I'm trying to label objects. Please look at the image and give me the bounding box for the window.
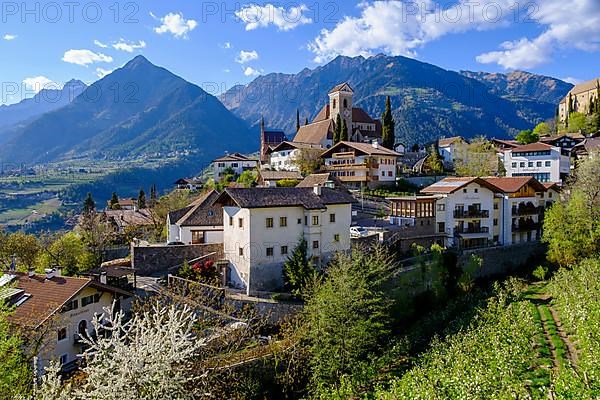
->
[493,218,498,226]
[545,161,551,167]
[329,213,336,223]
[438,222,445,233]
[266,247,274,257]
[63,299,78,312]
[528,162,534,167]
[281,246,288,255]
[191,231,205,245]
[312,240,319,249]
[280,217,287,227]
[60,354,68,366]
[474,188,478,193]
[238,218,243,228]
[537,161,542,167]
[463,189,467,193]
[437,203,445,211]
[297,218,302,224]
[333,99,337,109]
[239,247,244,257]
[512,162,517,168]
[388,171,393,177]
[381,171,385,177]
[520,162,525,167]
[57,327,67,342]
[229,216,233,226]
[266,217,274,228]
[494,203,499,210]
[549,192,553,198]
[305,216,308,225]
[312,216,319,225]
[334,234,340,242]
[82,293,100,307]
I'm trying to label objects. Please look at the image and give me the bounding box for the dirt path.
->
[537,304,560,372]
[548,306,579,369]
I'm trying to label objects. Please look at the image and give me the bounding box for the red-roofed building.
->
[503,142,570,183]
[1,270,132,374]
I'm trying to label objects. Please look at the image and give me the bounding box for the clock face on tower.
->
[343,109,350,117]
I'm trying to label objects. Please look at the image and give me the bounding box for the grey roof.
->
[215,187,356,210]
[296,173,345,189]
[259,170,303,181]
[169,190,223,227]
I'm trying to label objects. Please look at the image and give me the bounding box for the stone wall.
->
[131,243,224,276]
[458,242,546,278]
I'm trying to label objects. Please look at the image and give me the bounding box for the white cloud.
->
[3,34,17,41]
[308,0,600,70]
[562,77,583,85]
[236,50,259,64]
[153,12,197,39]
[243,67,262,77]
[62,49,113,66]
[224,68,231,73]
[96,67,115,78]
[94,39,108,48]
[23,76,60,93]
[236,3,312,31]
[112,39,147,53]
[222,42,232,49]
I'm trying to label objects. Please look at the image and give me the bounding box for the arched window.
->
[332,99,337,109]
[78,320,87,336]
[343,98,348,108]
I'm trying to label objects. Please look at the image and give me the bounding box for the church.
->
[293,82,382,148]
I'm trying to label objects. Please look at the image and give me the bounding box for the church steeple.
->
[328,83,354,139]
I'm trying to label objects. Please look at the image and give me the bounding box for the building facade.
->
[504,142,570,183]
[438,136,469,168]
[267,141,324,171]
[558,78,600,123]
[167,190,224,245]
[321,141,401,189]
[212,153,259,182]
[215,187,354,295]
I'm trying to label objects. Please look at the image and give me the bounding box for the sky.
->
[1,0,599,104]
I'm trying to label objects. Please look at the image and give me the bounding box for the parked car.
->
[166,241,185,246]
[350,226,369,238]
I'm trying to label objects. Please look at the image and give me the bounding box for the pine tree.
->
[149,184,157,207]
[283,239,314,298]
[296,109,301,132]
[340,118,348,142]
[381,96,395,149]
[138,189,147,209]
[83,192,96,214]
[334,114,343,144]
[109,192,120,210]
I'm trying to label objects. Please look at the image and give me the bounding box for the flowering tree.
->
[37,302,204,400]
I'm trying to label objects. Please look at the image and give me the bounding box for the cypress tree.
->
[296,109,301,132]
[305,117,309,126]
[138,189,147,209]
[83,192,96,214]
[334,114,343,144]
[109,192,120,210]
[341,118,348,142]
[381,96,395,149]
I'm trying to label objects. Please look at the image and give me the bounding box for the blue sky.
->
[1,0,599,104]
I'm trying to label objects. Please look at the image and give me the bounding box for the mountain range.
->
[0,56,254,164]
[221,55,573,146]
[0,54,573,166]
[0,79,87,142]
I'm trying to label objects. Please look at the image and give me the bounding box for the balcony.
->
[454,226,489,237]
[512,203,543,216]
[453,209,489,218]
[512,221,541,232]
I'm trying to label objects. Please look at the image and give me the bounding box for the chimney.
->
[45,268,55,280]
[372,140,379,149]
[28,270,35,278]
[54,267,62,277]
[313,185,322,196]
[100,272,107,285]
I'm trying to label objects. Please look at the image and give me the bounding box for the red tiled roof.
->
[421,177,500,194]
[483,176,546,193]
[321,141,401,158]
[352,107,375,123]
[293,119,334,145]
[510,142,554,152]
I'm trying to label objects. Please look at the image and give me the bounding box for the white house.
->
[504,142,570,183]
[212,153,258,182]
[321,141,401,189]
[1,270,132,375]
[438,136,469,168]
[214,187,355,295]
[267,141,324,171]
[167,190,224,245]
[421,177,499,249]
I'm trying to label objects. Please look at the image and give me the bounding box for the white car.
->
[350,226,369,238]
